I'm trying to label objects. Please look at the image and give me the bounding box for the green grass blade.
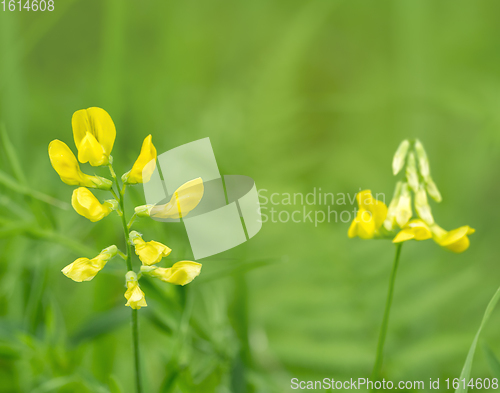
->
[0,123,27,184]
[482,344,500,379]
[0,169,70,209]
[456,286,500,393]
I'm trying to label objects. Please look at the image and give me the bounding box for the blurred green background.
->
[1,0,500,391]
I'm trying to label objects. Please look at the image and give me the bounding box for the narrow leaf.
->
[482,344,500,379]
[456,286,500,393]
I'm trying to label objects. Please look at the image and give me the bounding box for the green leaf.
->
[456,286,500,393]
[482,344,500,379]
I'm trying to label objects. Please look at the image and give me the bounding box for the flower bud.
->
[395,182,412,228]
[414,139,430,178]
[384,181,402,231]
[141,261,202,286]
[134,204,154,217]
[122,135,157,184]
[124,271,147,309]
[414,185,434,225]
[61,245,117,282]
[425,176,442,203]
[405,151,419,193]
[129,231,171,266]
[392,140,410,175]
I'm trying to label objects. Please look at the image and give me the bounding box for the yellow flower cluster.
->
[50,107,204,310]
[348,139,474,253]
[121,232,201,310]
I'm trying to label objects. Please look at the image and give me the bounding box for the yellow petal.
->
[356,190,374,210]
[392,219,431,243]
[124,284,147,309]
[431,225,475,253]
[48,140,113,190]
[77,132,107,166]
[350,209,376,239]
[370,199,388,229]
[71,187,113,222]
[354,190,388,230]
[72,107,116,165]
[347,217,359,238]
[150,178,204,219]
[124,271,147,309]
[122,135,157,184]
[129,232,171,265]
[143,262,202,286]
[393,228,415,243]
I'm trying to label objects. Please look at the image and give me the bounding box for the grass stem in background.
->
[371,243,403,382]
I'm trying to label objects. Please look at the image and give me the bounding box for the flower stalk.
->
[348,138,475,380]
[371,243,403,383]
[109,163,141,391]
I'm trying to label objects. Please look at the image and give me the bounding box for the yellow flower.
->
[72,107,116,166]
[48,140,112,190]
[72,187,117,222]
[141,261,202,286]
[431,224,475,253]
[129,231,171,266]
[62,245,117,282]
[122,135,157,184]
[393,219,432,243]
[124,271,147,309]
[348,190,388,239]
[136,177,204,219]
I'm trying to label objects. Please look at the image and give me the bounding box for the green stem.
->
[371,243,403,383]
[108,163,142,393]
[127,212,137,230]
[132,309,142,393]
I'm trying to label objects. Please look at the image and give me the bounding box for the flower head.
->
[72,187,117,222]
[141,261,202,286]
[49,140,112,190]
[62,245,117,282]
[72,107,116,166]
[129,231,171,266]
[122,135,157,184]
[348,190,388,239]
[124,271,147,309]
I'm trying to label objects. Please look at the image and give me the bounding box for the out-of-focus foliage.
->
[1,0,500,392]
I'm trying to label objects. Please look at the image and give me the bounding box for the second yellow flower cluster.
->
[348,140,474,253]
